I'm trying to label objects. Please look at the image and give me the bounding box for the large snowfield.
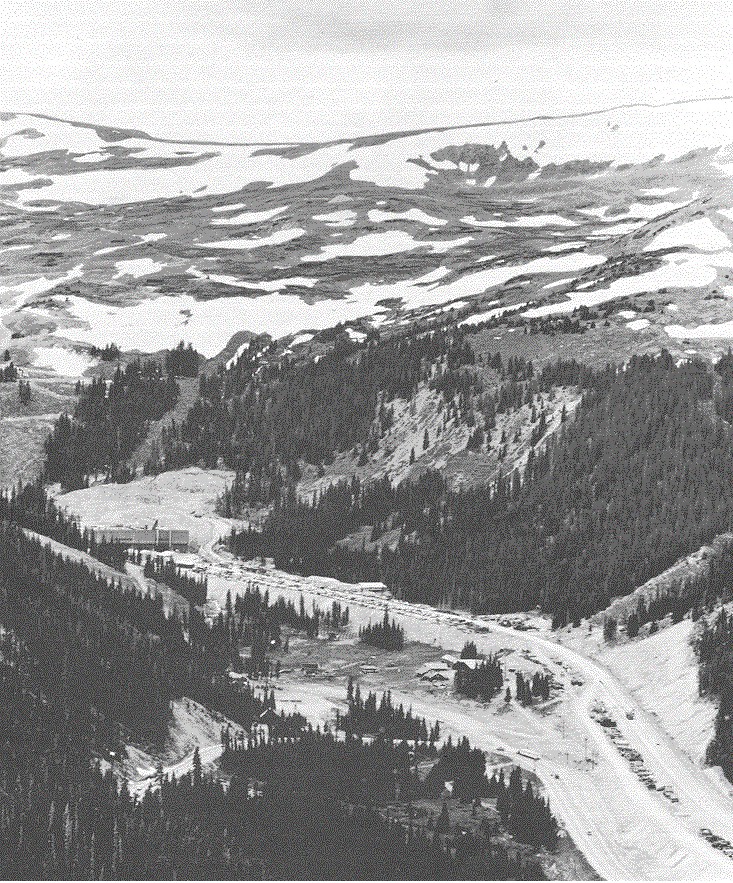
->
[1,100,732,205]
[1,98,733,377]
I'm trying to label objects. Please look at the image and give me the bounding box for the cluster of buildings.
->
[416,654,483,684]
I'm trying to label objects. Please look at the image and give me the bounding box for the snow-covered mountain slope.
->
[2,99,732,198]
[1,99,733,374]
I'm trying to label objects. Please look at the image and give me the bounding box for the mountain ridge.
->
[4,93,732,150]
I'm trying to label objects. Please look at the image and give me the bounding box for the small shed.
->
[455,657,481,671]
[416,661,448,677]
[358,581,389,594]
[424,670,451,683]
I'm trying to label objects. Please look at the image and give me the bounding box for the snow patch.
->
[312,209,357,226]
[114,258,164,278]
[32,346,94,377]
[460,303,529,326]
[210,206,287,226]
[544,241,586,252]
[644,218,730,253]
[51,290,390,358]
[302,231,470,261]
[368,208,447,226]
[666,320,733,340]
[199,228,305,250]
[524,252,733,318]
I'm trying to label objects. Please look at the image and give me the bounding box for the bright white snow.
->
[544,241,586,252]
[210,206,287,226]
[3,100,732,204]
[312,209,357,226]
[50,291,392,358]
[644,218,731,253]
[301,231,470,262]
[32,345,94,377]
[524,252,733,318]
[666,320,733,340]
[367,208,447,226]
[460,303,529,326]
[199,228,305,250]
[187,267,317,292]
[114,258,164,278]
[0,264,84,311]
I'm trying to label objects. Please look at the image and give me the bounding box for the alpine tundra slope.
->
[200,541,733,881]
[3,97,733,378]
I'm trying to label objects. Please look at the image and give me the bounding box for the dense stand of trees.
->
[0,662,542,880]
[142,555,208,607]
[201,584,349,678]
[515,673,552,705]
[45,359,179,489]
[0,478,127,569]
[600,536,733,642]
[229,470,448,573]
[0,520,553,878]
[89,342,121,361]
[714,347,733,422]
[232,352,733,621]
[423,736,493,799]
[337,679,439,742]
[697,608,733,779]
[217,729,544,880]
[359,608,405,650]
[144,328,477,510]
[164,341,201,377]
[454,655,504,702]
[18,378,32,404]
[0,360,18,382]
[0,524,302,740]
[489,768,558,850]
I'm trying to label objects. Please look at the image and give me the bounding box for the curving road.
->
[30,525,733,879]
[203,552,733,880]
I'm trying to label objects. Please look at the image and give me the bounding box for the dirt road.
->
[203,552,733,881]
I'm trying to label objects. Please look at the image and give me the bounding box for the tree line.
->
[697,607,733,779]
[0,520,553,878]
[231,351,733,622]
[45,358,179,489]
[359,607,405,650]
[141,553,208,607]
[0,478,128,569]
[337,679,439,743]
[454,655,504,702]
[144,326,478,511]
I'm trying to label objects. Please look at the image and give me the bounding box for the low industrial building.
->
[358,581,390,595]
[92,527,190,552]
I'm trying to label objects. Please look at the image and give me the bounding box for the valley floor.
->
[194,549,733,881]
[48,474,733,879]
